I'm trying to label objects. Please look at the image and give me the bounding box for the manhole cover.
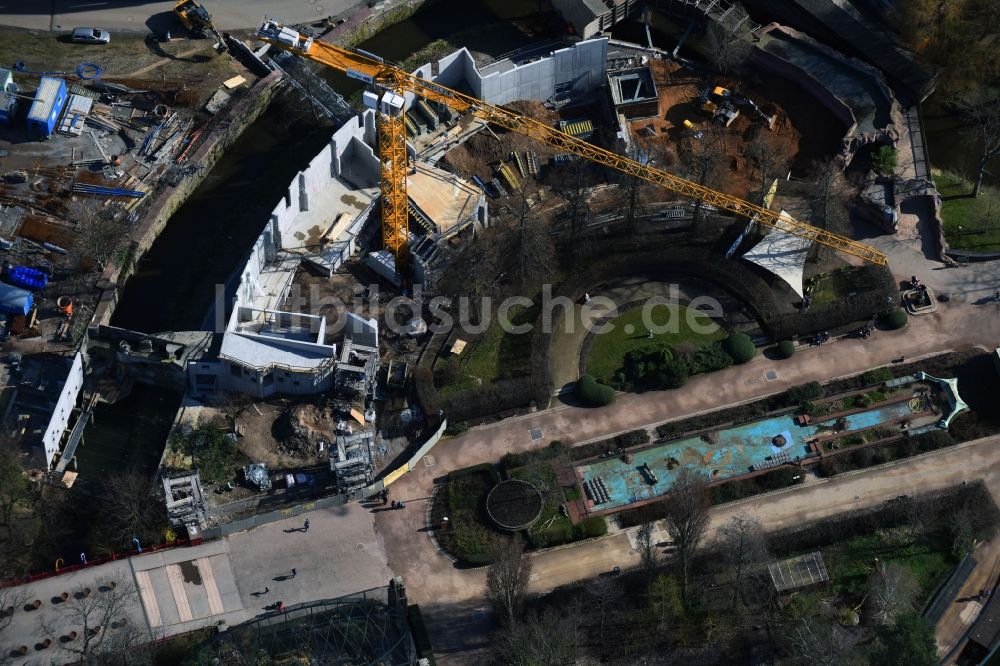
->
[356,543,365,551]
[764,370,778,381]
[529,428,543,441]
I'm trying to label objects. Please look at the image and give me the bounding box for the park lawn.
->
[935,170,1000,253]
[825,530,953,603]
[436,301,541,396]
[586,305,725,383]
[809,269,857,307]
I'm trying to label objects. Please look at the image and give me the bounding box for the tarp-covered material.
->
[742,211,813,298]
[0,282,33,315]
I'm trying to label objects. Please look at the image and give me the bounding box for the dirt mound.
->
[273,403,333,456]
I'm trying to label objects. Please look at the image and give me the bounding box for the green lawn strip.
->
[809,271,857,307]
[435,301,541,395]
[824,531,953,602]
[586,305,725,383]
[936,170,1000,252]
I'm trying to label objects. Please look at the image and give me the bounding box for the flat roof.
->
[406,163,480,234]
[220,333,334,372]
[768,552,830,592]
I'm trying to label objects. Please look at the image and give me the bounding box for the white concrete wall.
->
[42,351,83,468]
[410,39,608,107]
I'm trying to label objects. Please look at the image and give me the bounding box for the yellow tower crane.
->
[256,18,888,275]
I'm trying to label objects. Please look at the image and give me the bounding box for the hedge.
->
[723,333,756,364]
[776,340,795,359]
[879,307,908,330]
[569,429,651,462]
[407,605,437,665]
[575,515,608,538]
[578,374,616,406]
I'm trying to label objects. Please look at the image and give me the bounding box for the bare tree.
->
[718,512,768,609]
[549,159,591,237]
[497,182,555,290]
[868,561,919,626]
[647,573,683,630]
[74,210,132,272]
[41,574,157,665]
[789,620,864,666]
[955,88,1000,198]
[677,131,727,226]
[93,469,167,555]
[217,391,252,432]
[494,607,577,665]
[0,441,31,538]
[809,160,851,234]
[587,575,624,650]
[486,536,532,627]
[636,521,659,583]
[705,12,752,75]
[745,131,792,204]
[663,469,711,606]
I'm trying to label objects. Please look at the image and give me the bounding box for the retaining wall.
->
[92,71,285,327]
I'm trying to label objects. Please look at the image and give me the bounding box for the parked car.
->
[70,27,110,44]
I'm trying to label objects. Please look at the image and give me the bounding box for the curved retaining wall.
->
[92,70,286,327]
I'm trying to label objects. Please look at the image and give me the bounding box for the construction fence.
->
[198,420,447,539]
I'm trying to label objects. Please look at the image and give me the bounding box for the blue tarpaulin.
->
[0,283,33,315]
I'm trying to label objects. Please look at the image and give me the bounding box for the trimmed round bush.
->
[723,333,756,364]
[776,340,795,359]
[577,374,616,407]
[879,308,908,330]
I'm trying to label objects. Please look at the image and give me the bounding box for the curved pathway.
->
[377,285,1000,662]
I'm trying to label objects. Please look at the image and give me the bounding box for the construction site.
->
[8,0,999,662]
[0,0,934,522]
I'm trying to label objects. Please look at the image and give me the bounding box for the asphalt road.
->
[0,0,367,32]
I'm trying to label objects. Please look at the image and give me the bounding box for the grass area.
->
[435,301,540,395]
[808,269,859,307]
[935,170,1000,253]
[825,528,953,602]
[0,27,244,108]
[586,305,725,383]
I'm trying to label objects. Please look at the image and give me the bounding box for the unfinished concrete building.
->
[607,64,659,119]
[162,470,207,530]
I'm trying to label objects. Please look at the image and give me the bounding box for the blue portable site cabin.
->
[0,283,33,316]
[27,77,67,137]
[0,68,16,126]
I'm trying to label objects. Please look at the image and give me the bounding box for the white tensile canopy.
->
[742,211,814,298]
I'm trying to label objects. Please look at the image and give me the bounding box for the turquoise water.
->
[579,399,917,509]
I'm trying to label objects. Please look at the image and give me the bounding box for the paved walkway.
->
[378,199,1000,662]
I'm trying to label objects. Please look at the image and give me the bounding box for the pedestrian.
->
[292,568,297,578]
[264,586,269,594]
[303,519,310,532]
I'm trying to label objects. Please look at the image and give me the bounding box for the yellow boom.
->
[257,20,888,268]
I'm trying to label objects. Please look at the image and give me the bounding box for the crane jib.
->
[260,18,889,267]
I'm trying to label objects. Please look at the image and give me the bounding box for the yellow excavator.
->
[256,18,887,278]
[174,0,226,52]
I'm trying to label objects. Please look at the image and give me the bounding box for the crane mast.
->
[257,19,888,268]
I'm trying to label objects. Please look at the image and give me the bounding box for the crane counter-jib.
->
[257,19,888,267]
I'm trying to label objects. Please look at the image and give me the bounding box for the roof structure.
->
[742,211,813,298]
[768,551,830,592]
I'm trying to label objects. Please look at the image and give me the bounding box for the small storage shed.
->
[27,77,68,137]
